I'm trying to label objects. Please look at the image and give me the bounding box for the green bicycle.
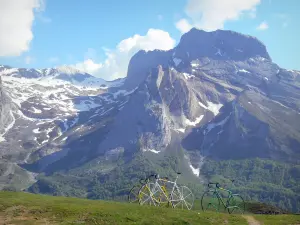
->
[201,181,245,214]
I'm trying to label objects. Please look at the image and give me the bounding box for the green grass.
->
[254,214,300,225]
[0,191,246,225]
[0,191,299,225]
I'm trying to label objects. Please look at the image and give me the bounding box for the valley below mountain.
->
[0,28,299,212]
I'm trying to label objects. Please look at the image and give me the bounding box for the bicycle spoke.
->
[128,185,141,203]
[173,201,181,207]
[184,192,192,199]
[141,197,150,205]
[139,182,158,206]
[183,199,189,209]
[184,199,192,208]
[140,190,148,196]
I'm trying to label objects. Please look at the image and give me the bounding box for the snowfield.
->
[0,66,129,145]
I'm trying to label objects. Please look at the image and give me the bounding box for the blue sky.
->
[0,0,299,80]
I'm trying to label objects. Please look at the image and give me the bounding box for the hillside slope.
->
[0,191,299,225]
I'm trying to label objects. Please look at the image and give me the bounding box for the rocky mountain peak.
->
[125,28,272,91]
[0,64,108,86]
[54,65,84,75]
[124,49,172,90]
[175,28,271,62]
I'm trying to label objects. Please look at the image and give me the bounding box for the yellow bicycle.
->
[138,173,194,210]
[128,174,169,204]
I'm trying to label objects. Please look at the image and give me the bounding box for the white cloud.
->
[25,56,35,64]
[73,59,102,75]
[0,0,44,57]
[175,19,193,34]
[257,21,269,30]
[71,29,176,81]
[248,8,257,19]
[176,0,261,32]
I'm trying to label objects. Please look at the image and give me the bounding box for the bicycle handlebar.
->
[208,182,220,189]
[140,174,156,184]
[152,174,169,180]
[139,178,145,184]
[208,180,235,189]
[139,174,171,184]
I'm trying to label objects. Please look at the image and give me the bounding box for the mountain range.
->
[0,28,299,212]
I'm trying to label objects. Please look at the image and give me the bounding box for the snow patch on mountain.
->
[55,66,82,74]
[143,148,160,154]
[191,62,199,67]
[182,73,195,80]
[175,128,186,133]
[33,128,40,134]
[175,115,204,133]
[204,115,230,135]
[207,102,223,116]
[0,111,15,143]
[173,58,182,67]
[74,100,102,112]
[189,163,200,177]
[185,115,204,126]
[30,107,42,114]
[238,69,250,73]
[198,101,223,116]
[112,87,138,99]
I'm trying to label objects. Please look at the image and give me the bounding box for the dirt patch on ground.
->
[0,205,56,225]
[242,215,261,225]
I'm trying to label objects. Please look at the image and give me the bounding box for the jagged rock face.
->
[0,76,14,142]
[0,76,2,111]
[124,50,172,90]
[117,28,300,167]
[183,90,300,163]
[0,76,3,128]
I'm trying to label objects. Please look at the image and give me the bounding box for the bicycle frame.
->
[142,175,182,205]
[209,187,236,210]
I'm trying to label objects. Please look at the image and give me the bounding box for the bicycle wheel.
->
[128,185,140,203]
[138,182,157,206]
[171,186,194,210]
[201,190,220,212]
[227,194,245,214]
